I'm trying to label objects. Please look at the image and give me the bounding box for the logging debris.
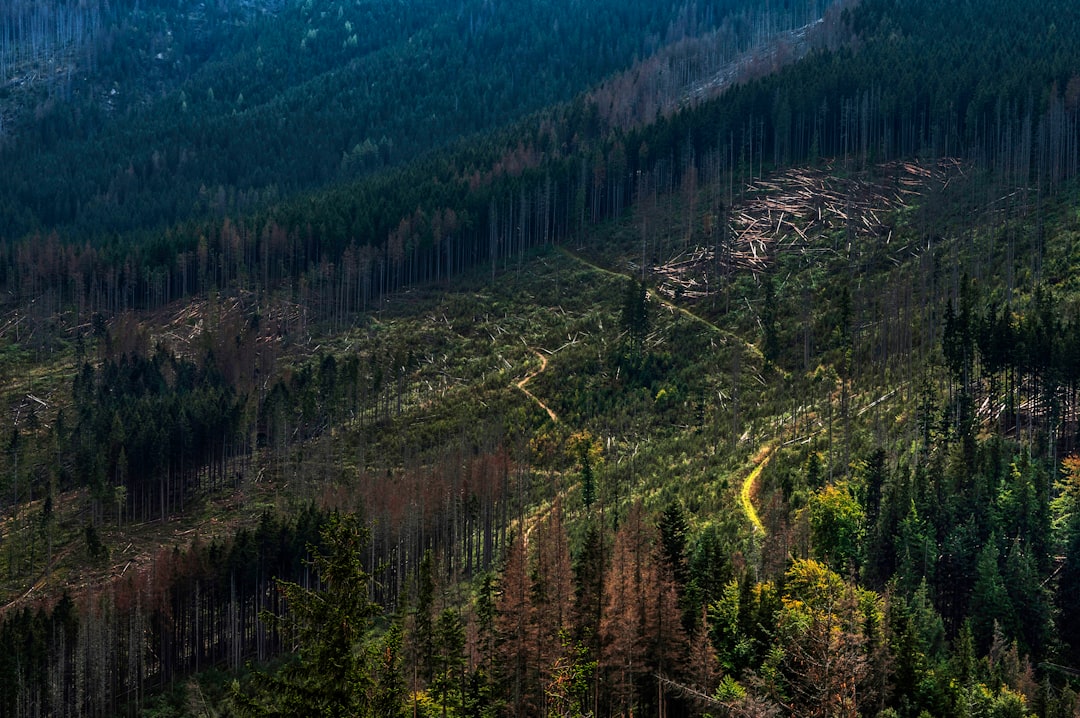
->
[654,159,964,300]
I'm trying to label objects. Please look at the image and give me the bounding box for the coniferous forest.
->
[3,0,1080,715]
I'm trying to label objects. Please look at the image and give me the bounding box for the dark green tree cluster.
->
[69,346,246,522]
[0,593,78,715]
[0,505,332,716]
[0,0,757,240]
[936,280,1080,457]
[616,277,655,384]
[862,438,1051,652]
[234,512,406,718]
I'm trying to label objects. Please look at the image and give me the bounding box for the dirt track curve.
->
[740,445,773,534]
[516,348,558,422]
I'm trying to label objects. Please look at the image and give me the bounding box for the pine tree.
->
[1003,540,1049,659]
[600,506,649,714]
[371,622,408,718]
[886,594,929,715]
[494,533,532,715]
[432,608,466,718]
[415,549,437,683]
[761,271,781,365]
[572,519,604,713]
[620,278,650,355]
[233,513,385,718]
[658,502,689,591]
[969,537,1013,653]
[1057,512,1080,663]
[686,608,721,704]
[600,502,686,715]
[862,448,887,530]
[532,500,574,714]
[580,452,596,512]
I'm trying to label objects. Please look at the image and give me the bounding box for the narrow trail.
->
[522,490,569,549]
[512,348,570,549]
[515,348,559,423]
[563,247,777,533]
[559,247,763,361]
[740,385,904,535]
[740,445,773,534]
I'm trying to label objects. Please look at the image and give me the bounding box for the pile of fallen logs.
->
[654,158,963,299]
[147,289,305,356]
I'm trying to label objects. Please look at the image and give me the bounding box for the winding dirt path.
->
[512,348,568,548]
[516,348,558,422]
[563,248,779,533]
[740,444,774,534]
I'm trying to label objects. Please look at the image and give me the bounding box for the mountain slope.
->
[1,0,1080,715]
[0,0,827,239]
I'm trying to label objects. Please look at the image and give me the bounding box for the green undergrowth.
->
[8,159,1080,625]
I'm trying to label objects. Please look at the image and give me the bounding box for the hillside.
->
[0,0,826,239]
[0,0,1080,716]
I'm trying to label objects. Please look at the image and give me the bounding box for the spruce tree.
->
[233,513,384,718]
[432,608,465,718]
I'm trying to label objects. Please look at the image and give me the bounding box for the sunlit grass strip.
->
[740,445,773,534]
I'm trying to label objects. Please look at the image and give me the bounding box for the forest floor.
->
[560,246,763,360]
[0,477,282,614]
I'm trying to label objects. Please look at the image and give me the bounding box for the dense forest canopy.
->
[0,0,832,239]
[1,0,1078,332]
[1,0,1080,716]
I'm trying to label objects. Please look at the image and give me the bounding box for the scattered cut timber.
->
[655,158,966,299]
